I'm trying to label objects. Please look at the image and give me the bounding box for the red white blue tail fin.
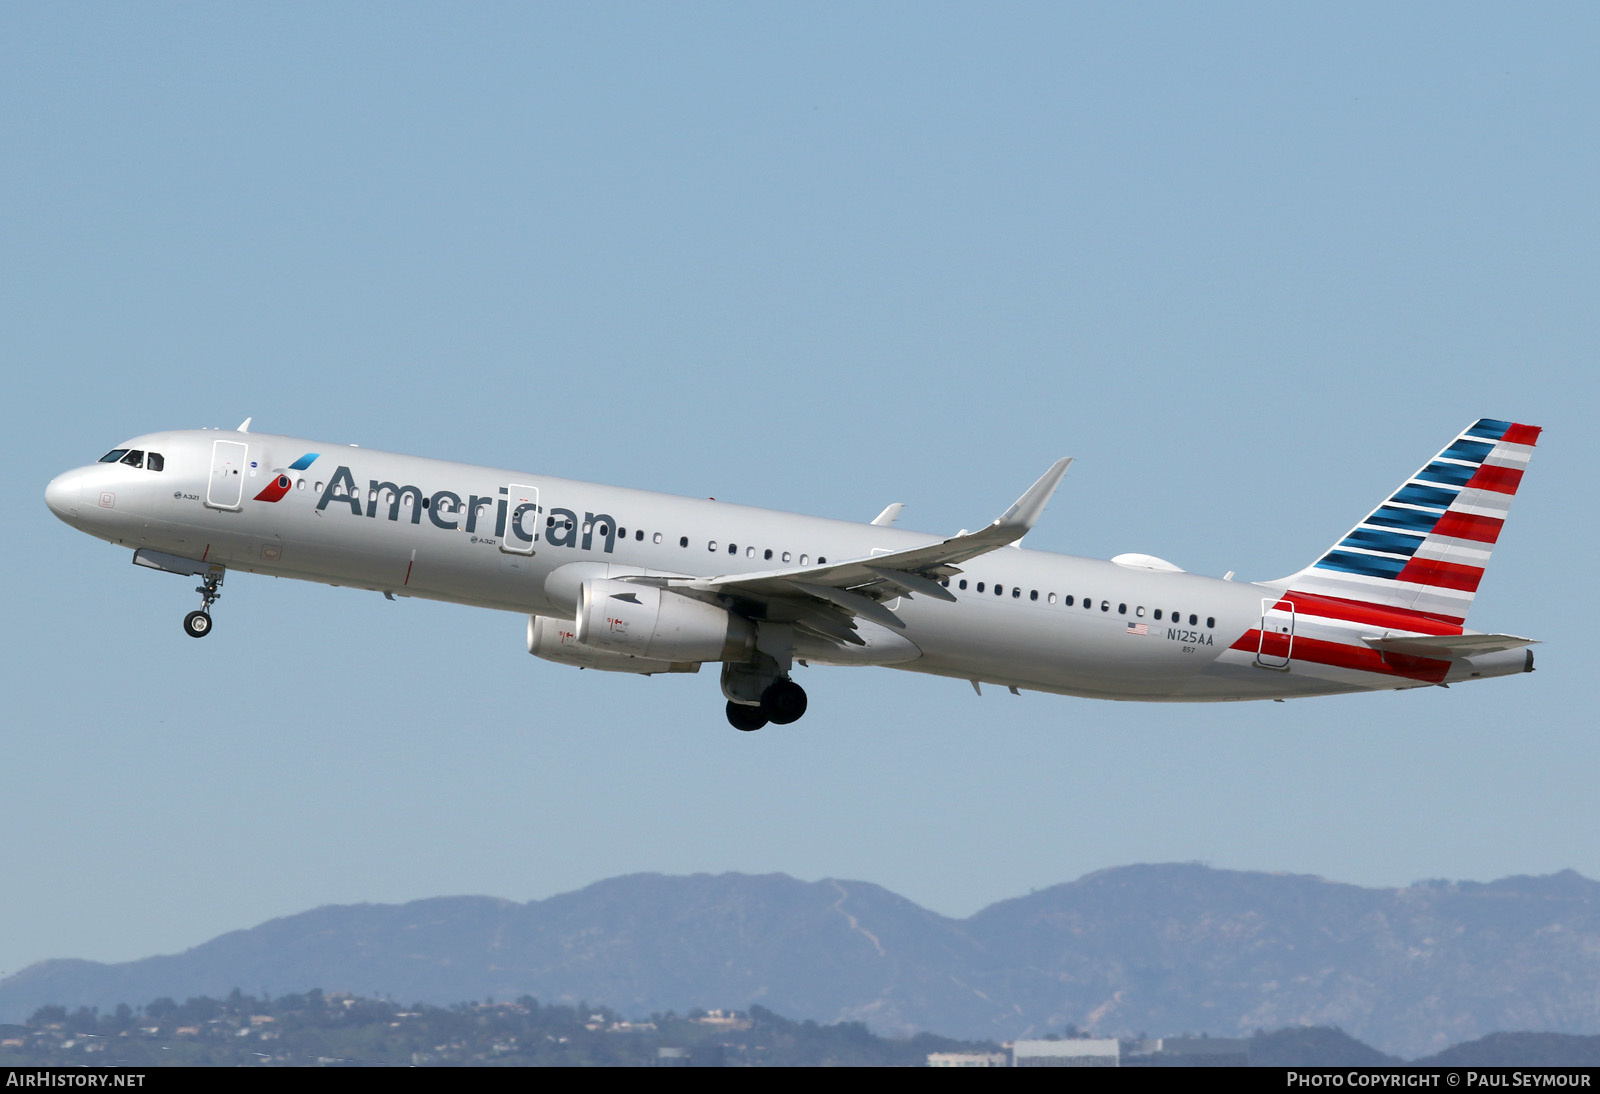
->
[1280,418,1541,626]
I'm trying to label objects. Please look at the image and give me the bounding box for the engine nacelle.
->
[527,615,699,675]
[577,579,755,663]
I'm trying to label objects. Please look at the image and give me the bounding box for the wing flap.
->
[865,565,958,603]
[789,581,907,630]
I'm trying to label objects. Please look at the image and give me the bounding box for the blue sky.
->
[3,4,1596,986]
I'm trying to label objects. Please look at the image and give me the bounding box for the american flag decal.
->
[1126,622,1149,636]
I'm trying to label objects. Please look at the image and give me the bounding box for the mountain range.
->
[5,863,1598,1058]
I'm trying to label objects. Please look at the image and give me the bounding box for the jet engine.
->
[577,578,755,663]
[527,615,699,675]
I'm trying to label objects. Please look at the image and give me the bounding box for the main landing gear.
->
[183,571,223,639]
[723,678,809,732]
[720,632,806,732]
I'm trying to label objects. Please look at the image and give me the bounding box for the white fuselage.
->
[45,429,1533,705]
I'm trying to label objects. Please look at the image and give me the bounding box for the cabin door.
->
[1255,597,1295,669]
[205,440,248,511]
[500,484,539,555]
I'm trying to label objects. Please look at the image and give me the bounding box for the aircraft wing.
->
[651,458,1071,644]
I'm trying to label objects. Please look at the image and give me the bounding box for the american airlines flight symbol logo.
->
[252,453,319,503]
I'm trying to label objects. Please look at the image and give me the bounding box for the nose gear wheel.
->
[183,571,223,637]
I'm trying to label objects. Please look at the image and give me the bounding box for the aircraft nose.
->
[45,469,86,521]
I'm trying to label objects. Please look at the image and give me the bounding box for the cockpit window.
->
[146,452,164,472]
[119,450,145,468]
[99,449,129,464]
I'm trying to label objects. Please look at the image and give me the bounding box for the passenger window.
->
[120,450,144,468]
[1206,616,1215,628]
[636,530,644,541]
[799,554,809,566]
[1064,595,1074,606]
[995,585,1004,596]
[1047,592,1056,604]
[1118,603,1127,615]
[818,557,827,564]
[976,582,985,593]
[728,543,737,555]
[1029,590,1038,601]
[746,546,755,558]
[782,551,792,563]
[958,579,968,590]
[1012,588,1021,598]
[680,536,689,547]
[1136,606,1145,617]
[1189,614,1198,626]
[1101,601,1110,612]
[315,481,324,493]
[296,478,305,490]
[708,541,718,552]
[652,532,661,543]
[1154,609,1163,620]
[146,452,164,472]
[764,549,773,560]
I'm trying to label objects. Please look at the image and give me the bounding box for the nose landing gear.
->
[183,570,223,638]
[129,551,227,640]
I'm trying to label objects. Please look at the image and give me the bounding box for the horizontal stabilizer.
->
[1362,633,1538,657]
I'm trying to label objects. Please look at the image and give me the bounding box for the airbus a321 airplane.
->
[45,418,1539,730]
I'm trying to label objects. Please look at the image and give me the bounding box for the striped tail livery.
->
[1238,418,1541,692]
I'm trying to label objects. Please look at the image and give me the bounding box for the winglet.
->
[995,457,1072,535]
[237,417,253,433]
